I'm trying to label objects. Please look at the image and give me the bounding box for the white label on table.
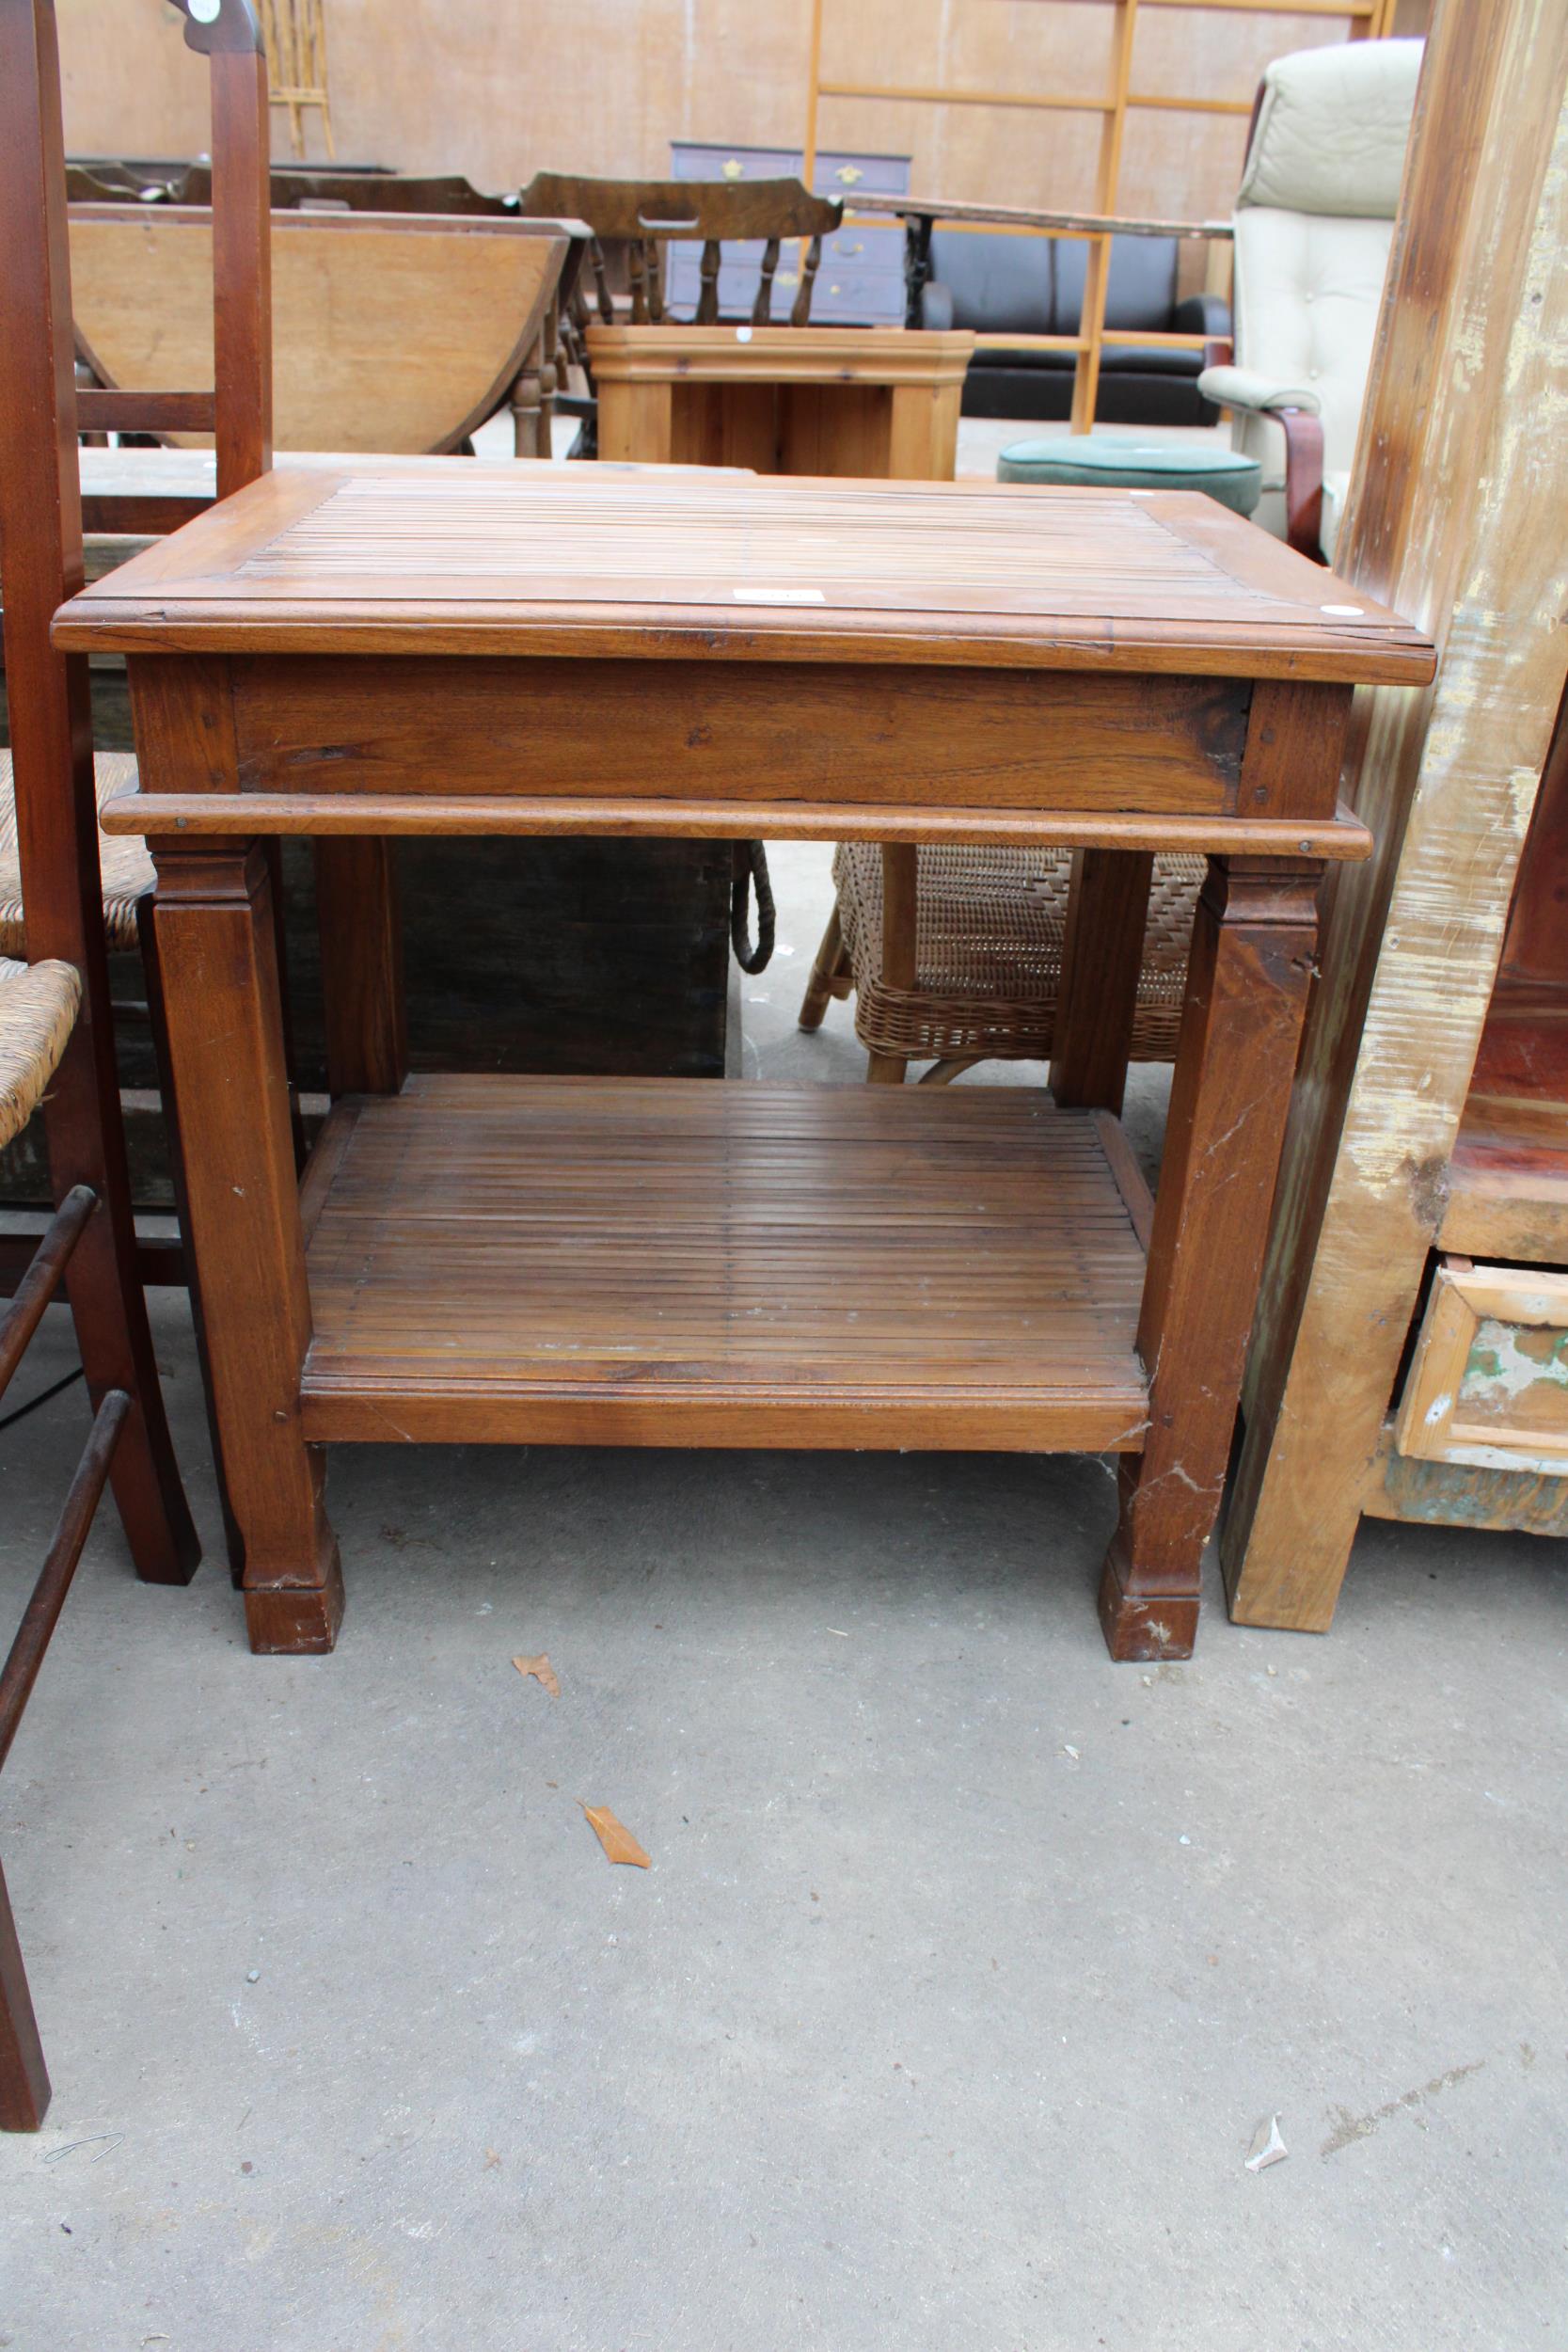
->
[734,587,826,604]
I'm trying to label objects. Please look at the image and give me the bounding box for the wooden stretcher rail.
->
[0,1186,96,1391]
[98,788,1374,859]
[0,1392,130,1773]
[74,389,217,433]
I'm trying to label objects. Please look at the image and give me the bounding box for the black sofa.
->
[917,230,1229,427]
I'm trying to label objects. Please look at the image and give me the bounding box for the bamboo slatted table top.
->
[54,465,1435,682]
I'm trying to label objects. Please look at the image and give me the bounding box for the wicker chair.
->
[800,841,1205,1084]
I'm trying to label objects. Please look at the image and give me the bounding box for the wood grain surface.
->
[586,326,974,386]
[297,1076,1152,1452]
[68,207,571,454]
[219,656,1249,811]
[55,469,1434,680]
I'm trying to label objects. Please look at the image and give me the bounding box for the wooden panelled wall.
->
[59,0,1427,220]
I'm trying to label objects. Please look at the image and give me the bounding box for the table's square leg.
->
[313,837,407,1099]
[150,837,343,1655]
[1050,848,1157,1114]
[1100,856,1322,1661]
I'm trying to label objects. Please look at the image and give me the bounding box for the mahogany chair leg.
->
[150,839,342,1654]
[510,335,546,459]
[0,1854,49,2131]
[798,905,850,1030]
[1099,858,1320,1661]
[33,1009,199,1585]
[0,0,198,1591]
[0,1375,131,2130]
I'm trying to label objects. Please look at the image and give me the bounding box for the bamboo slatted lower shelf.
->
[296,1077,1152,1452]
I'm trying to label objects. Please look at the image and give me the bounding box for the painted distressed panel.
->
[1396,1260,1568,1474]
[1460,1314,1568,1445]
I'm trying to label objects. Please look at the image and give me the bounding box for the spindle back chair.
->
[518,171,842,331]
[0,0,272,2125]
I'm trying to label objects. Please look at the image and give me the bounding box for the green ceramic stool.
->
[997,433,1262,517]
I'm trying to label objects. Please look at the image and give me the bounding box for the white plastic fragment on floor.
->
[1244,2115,1289,2172]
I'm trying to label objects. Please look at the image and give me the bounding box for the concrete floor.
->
[2,838,1565,2348]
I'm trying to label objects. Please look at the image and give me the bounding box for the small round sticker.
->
[1321,602,1364,617]
[188,0,222,20]
[735,326,753,344]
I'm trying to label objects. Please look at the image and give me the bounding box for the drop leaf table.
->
[55,469,1433,1659]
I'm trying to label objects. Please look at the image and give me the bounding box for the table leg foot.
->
[149,838,342,1659]
[245,1547,345,1655]
[1097,1541,1198,1662]
[1100,857,1321,1667]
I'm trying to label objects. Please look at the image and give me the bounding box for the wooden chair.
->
[0,0,283,2128]
[3,0,273,1018]
[520,171,842,330]
[516,172,843,461]
[0,0,276,1553]
[0,956,135,2129]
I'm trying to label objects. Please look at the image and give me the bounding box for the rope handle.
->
[730,840,775,975]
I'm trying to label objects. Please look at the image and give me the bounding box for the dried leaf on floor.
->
[581,1804,651,1867]
[1243,2115,1288,2172]
[512,1654,561,1698]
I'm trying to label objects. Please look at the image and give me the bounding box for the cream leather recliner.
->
[1198,38,1423,562]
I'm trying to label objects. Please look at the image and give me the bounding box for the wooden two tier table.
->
[55,469,1433,1660]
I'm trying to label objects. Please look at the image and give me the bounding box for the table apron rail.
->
[121,657,1354,827]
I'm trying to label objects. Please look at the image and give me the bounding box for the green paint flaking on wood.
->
[1462,1316,1568,1412]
